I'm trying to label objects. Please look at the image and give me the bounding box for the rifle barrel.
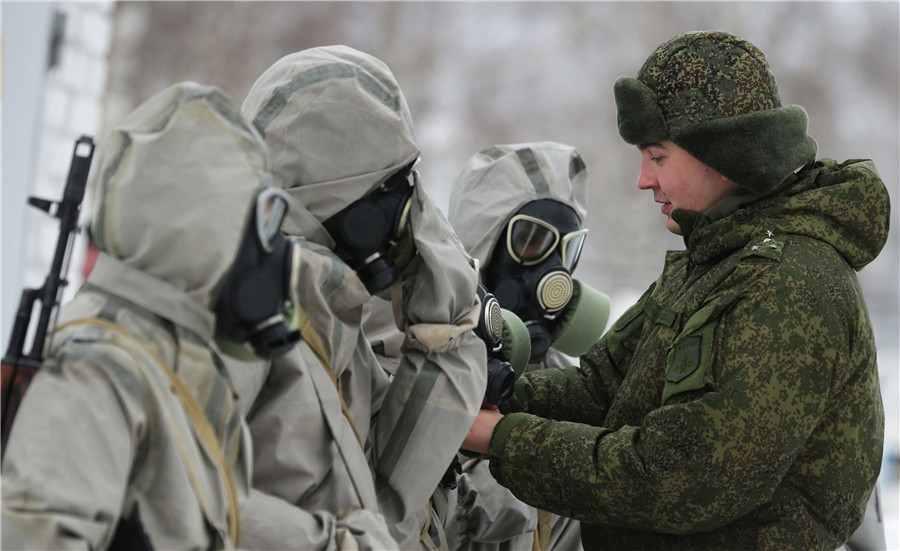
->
[28,136,95,360]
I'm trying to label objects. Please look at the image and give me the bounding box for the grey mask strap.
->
[515,147,550,196]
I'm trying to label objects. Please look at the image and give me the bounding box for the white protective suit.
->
[440,142,593,551]
[1,83,262,550]
[227,45,487,551]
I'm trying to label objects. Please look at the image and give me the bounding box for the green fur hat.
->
[615,30,817,194]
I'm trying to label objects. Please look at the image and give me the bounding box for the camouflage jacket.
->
[490,159,890,549]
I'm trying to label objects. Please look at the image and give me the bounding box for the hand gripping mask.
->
[484,198,586,363]
[473,285,517,406]
[214,185,302,360]
[323,161,418,294]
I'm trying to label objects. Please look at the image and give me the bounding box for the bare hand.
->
[461,408,504,455]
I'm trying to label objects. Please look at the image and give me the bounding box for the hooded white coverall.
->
[225,45,487,551]
[2,83,263,550]
[439,142,594,551]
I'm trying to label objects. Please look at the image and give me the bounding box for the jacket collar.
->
[87,252,215,342]
[672,172,802,267]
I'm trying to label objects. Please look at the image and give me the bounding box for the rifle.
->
[1,135,95,459]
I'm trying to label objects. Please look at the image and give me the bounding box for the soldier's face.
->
[636,141,739,235]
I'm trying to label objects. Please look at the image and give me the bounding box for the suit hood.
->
[91,82,270,311]
[447,141,588,271]
[241,45,419,245]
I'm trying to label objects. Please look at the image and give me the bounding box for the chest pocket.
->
[607,281,683,367]
[606,294,649,367]
[662,323,715,404]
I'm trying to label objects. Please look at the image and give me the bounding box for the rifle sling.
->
[54,318,240,547]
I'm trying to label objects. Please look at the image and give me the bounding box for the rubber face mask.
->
[323,161,418,295]
[484,199,586,363]
[215,185,302,360]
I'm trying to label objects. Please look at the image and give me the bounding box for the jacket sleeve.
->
[487,266,850,534]
[370,183,487,525]
[371,330,486,524]
[499,356,613,426]
[230,344,393,547]
[1,343,141,550]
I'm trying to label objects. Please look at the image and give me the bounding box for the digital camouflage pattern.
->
[490,158,889,550]
[638,31,781,127]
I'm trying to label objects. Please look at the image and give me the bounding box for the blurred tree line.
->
[101,1,898,323]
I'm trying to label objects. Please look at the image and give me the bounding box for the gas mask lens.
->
[506,214,588,269]
[508,215,557,265]
[388,171,415,244]
[560,229,587,271]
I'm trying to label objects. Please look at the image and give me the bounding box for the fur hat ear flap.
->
[614,77,669,145]
[672,105,818,193]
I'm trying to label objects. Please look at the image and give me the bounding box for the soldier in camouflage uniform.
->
[461,31,890,549]
[2,83,299,549]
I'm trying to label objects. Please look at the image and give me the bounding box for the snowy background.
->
[3,1,898,547]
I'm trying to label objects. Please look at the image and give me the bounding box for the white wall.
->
[1,1,114,351]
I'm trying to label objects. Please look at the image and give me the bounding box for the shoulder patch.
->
[666,334,701,383]
[662,321,716,403]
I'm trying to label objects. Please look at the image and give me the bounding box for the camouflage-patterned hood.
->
[447,142,588,272]
[90,82,269,311]
[676,158,891,271]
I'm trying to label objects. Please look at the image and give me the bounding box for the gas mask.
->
[323,161,418,295]
[484,199,586,363]
[214,185,302,360]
